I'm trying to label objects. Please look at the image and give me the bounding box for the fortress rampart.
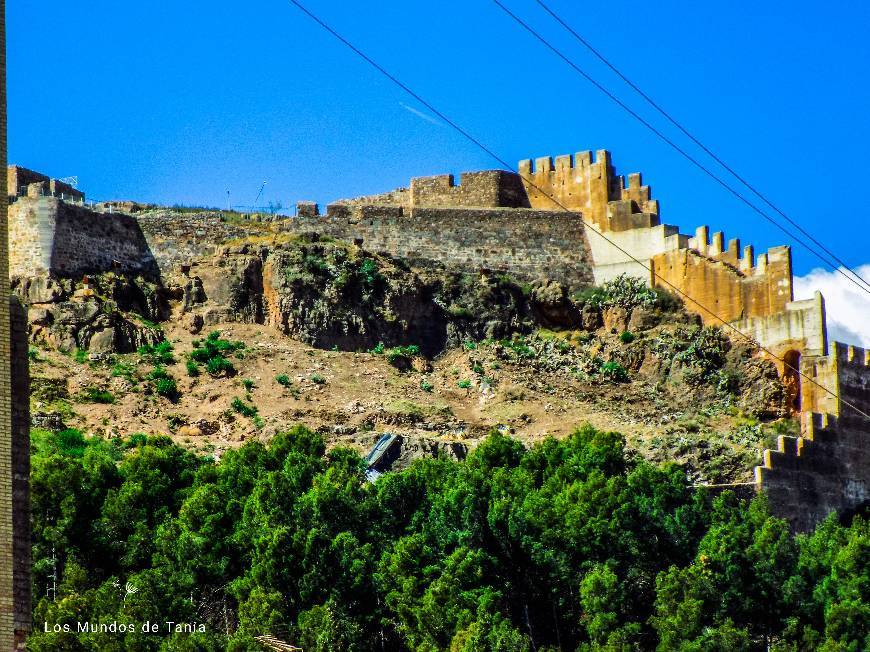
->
[9,197,157,278]
[6,149,870,532]
[758,412,869,533]
[7,165,83,203]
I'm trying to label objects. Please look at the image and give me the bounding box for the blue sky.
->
[9,1,870,279]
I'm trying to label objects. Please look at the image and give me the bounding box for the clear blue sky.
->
[9,1,870,276]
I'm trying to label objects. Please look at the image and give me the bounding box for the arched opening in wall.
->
[783,350,802,413]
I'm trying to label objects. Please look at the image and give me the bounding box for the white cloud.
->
[793,264,870,347]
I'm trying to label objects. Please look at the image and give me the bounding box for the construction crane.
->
[252,180,267,211]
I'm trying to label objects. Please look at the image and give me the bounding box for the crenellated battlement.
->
[757,411,870,531]
[686,225,791,278]
[517,149,658,231]
[835,342,870,367]
[408,170,529,211]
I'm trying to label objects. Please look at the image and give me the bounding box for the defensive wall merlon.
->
[7,165,84,203]
[758,411,870,532]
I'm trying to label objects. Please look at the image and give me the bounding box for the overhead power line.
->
[532,0,870,294]
[285,0,870,421]
[491,0,870,300]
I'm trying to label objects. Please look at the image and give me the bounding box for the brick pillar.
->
[0,1,31,648]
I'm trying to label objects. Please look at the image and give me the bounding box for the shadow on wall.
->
[50,201,160,279]
[9,198,160,280]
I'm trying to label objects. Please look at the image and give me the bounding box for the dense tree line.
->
[27,425,868,651]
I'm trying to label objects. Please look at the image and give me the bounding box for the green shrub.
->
[148,366,180,401]
[575,274,677,311]
[600,361,629,382]
[155,377,179,400]
[74,348,88,364]
[189,331,243,377]
[310,374,326,385]
[231,397,258,418]
[242,379,255,391]
[385,344,421,369]
[457,379,472,389]
[28,347,41,362]
[369,342,385,355]
[205,355,235,377]
[420,380,434,393]
[82,387,115,404]
[653,326,731,386]
[619,331,636,344]
[111,362,138,383]
[276,374,292,387]
[185,360,200,377]
[499,337,536,359]
[138,340,175,365]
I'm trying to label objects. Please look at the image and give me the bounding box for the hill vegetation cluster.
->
[25,425,869,651]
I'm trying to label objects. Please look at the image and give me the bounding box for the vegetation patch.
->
[80,387,115,404]
[575,273,680,311]
[138,340,175,365]
[188,331,245,377]
[23,424,870,651]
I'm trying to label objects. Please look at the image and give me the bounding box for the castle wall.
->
[587,222,686,285]
[735,293,827,361]
[517,150,658,231]
[9,197,158,278]
[292,206,596,288]
[7,166,83,202]
[758,413,870,532]
[135,212,261,276]
[650,235,793,325]
[832,343,870,419]
[409,171,529,210]
[6,165,47,198]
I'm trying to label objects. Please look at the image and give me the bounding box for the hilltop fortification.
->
[6,148,869,531]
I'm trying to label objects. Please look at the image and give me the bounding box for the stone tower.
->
[0,0,31,648]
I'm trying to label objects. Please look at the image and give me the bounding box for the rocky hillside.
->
[19,217,795,485]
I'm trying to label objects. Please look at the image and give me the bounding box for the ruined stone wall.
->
[135,212,260,275]
[830,343,870,419]
[334,187,409,208]
[758,412,870,532]
[288,205,595,288]
[6,166,47,199]
[7,166,82,202]
[409,171,529,211]
[9,197,158,278]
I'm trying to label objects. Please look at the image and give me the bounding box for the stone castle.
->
[3,148,869,540]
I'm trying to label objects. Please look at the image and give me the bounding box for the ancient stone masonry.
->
[518,149,658,231]
[7,146,870,532]
[8,197,158,279]
[758,412,870,533]
[7,165,83,203]
[291,206,596,289]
